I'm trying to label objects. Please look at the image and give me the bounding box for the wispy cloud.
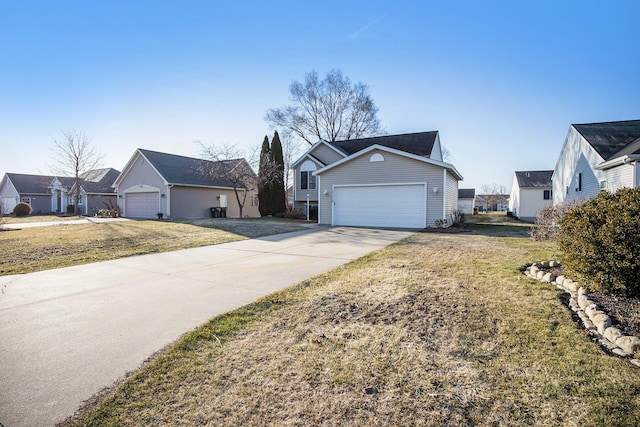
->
[348,14,387,40]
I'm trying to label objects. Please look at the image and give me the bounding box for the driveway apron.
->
[0,226,411,427]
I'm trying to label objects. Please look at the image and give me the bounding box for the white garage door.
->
[333,184,426,228]
[2,197,17,215]
[125,192,159,218]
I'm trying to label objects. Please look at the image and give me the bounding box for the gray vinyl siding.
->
[170,186,259,218]
[445,171,458,222]
[19,193,50,214]
[316,150,447,226]
[310,143,344,165]
[293,158,322,203]
[116,153,169,215]
[604,163,634,193]
[86,194,117,215]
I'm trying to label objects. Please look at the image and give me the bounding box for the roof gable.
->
[5,173,57,194]
[78,168,120,194]
[314,144,463,180]
[573,120,640,161]
[327,131,438,158]
[515,170,553,188]
[137,149,249,188]
[458,188,475,199]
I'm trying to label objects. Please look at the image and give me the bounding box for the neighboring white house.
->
[291,131,463,229]
[457,188,475,215]
[552,119,640,206]
[509,170,553,222]
[113,148,259,219]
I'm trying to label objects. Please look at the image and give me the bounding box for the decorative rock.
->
[542,272,556,283]
[536,271,545,280]
[541,261,550,268]
[549,260,559,267]
[578,294,590,310]
[616,336,640,355]
[584,304,599,319]
[592,313,611,335]
[604,327,623,344]
[612,348,629,357]
[529,265,539,276]
[568,297,579,311]
[598,336,616,350]
[630,359,640,368]
[578,287,587,296]
[555,275,565,286]
[564,280,578,292]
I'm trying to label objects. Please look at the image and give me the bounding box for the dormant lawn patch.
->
[63,223,640,426]
[0,218,308,275]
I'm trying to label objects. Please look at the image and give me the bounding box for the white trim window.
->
[300,160,317,190]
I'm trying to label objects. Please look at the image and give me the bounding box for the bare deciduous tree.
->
[265,69,383,145]
[197,142,260,219]
[51,130,103,216]
[479,183,508,212]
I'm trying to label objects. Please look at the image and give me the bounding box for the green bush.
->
[12,202,33,217]
[558,188,640,296]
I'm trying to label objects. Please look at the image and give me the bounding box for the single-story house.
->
[113,148,260,219]
[0,169,119,215]
[291,131,463,228]
[475,194,509,212]
[457,188,476,215]
[552,119,640,205]
[509,170,553,222]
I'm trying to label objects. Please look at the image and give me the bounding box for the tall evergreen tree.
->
[257,135,271,216]
[270,131,286,214]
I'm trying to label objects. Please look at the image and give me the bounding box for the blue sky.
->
[1,1,638,190]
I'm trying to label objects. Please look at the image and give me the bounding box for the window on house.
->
[543,190,552,200]
[300,160,317,190]
[577,173,582,192]
[600,180,607,191]
[21,197,31,204]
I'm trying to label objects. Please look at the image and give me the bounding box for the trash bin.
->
[210,207,220,218]
[220,207,227,218]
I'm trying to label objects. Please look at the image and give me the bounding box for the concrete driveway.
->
[0,226,411,427]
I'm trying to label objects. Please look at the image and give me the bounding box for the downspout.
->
[167,184,173,218]
[442,169,447,223]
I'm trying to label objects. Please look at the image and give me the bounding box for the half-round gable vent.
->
[370,153,385,163]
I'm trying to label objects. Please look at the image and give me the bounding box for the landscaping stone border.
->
[524,261,640,368]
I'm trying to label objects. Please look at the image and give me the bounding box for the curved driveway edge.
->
[0,226,411,427]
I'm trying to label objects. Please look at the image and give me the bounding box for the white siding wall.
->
[509,174,519,214]
[458,199,474,215]
[604,163,634,193]
[445,171,458,222]
[552,126,606,205]
[517,188,551,221]
[316,150,447,227]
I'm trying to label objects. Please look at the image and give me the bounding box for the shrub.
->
[530,199,583,241]
[449,209,465,227]
[13,202,33,217]
[557,188,640,296]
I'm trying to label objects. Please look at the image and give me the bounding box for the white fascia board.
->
[596,154,640,170]
[314,144,464,180]
[291,140,344,168]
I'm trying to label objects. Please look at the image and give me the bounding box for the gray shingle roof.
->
[515,170,553,188]
[5,173,56,194]
[573,119,640,160]
[328,131,438,158]
[138,149,246,188]
[80,168,120,194]
[458,188,475,199]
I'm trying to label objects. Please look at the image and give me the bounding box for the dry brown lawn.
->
[0,218,308,275]
[63,222,640,426]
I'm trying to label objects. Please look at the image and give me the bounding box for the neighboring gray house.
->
[0,173,57,214]
[552,119,640,206]
[113,148,259,219]
[291,131,463,228]
[457,188,476,215]
[509,170,553,222]
[475,194,509,212]
[0,169,119,215]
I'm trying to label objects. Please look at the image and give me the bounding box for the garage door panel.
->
[333,184,426,228]
[125,192,159,218]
